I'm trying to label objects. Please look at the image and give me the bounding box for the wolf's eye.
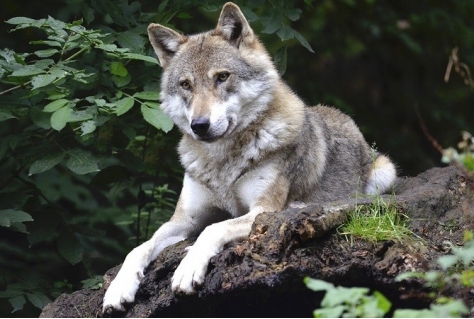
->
[217,72,230,83]
[180,80,191,90]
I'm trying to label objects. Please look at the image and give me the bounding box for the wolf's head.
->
[148,2,279,142]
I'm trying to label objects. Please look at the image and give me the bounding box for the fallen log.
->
[40,166,474,317]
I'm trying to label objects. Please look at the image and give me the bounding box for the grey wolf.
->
[102,2,396,312]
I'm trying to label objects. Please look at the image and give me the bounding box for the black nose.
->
[191,117,210,136]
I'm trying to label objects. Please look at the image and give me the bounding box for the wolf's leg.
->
[171,173,289,294]
[365,155,397,195]
[102,174,217,312]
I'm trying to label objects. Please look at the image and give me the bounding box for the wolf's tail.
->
[365,155,397,195]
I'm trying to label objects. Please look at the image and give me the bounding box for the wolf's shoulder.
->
[305,104,365,141]
[306,104,351,121]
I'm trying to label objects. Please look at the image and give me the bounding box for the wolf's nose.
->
[191,118,210,136]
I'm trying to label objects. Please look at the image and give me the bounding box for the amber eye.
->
[180,80,191,90]
[217,72,230,83]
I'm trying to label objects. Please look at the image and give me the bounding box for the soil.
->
[40,165,474,318]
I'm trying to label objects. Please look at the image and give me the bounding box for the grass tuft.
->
[338,196,417,244]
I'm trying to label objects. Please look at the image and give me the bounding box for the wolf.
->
[102,2,396,312]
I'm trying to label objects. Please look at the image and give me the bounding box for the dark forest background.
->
[0,0,472,316]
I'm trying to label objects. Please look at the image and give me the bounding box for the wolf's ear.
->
[147,24,187,68]
[215,2,255,47]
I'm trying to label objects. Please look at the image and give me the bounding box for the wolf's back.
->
[285,105,374,203]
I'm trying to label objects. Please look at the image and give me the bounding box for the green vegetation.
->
[338,196,416,244]
[304,278,391,318]
[305,231,474,318]
[442,131,474,171]
[0,0,473,316]
[0,1,313,316]
[0,12,177,315]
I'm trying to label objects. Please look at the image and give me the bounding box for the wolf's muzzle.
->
[191,117,211,136]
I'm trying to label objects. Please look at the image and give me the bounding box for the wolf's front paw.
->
[102,269,143,313]
[171,246,209,294]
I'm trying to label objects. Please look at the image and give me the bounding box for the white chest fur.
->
[179,139,279,217]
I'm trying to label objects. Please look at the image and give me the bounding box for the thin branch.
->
[136,128,150,246]
[416,106,473,177]
[0,82,30,96]
[415,107,444,155]
[145,172,160,240]
[444,47,474,89]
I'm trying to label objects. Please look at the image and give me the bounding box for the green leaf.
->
[424,270,441,283]
[46,16,67,36]
[11,222,28,234]
[57,231,83,265]
[5,17,35,25]
[13,52,27,65]
[276,26,295,41]
[10,65,45,77]
[437,255,459,270]
[285,8,302,21]
[94,99,106,107]
[394,301,469,318]
[109,62,128,77]
[373,290,392,314]
[393,308,433,318]
[82,5,95,24]
[294,30,314,53]
[122,52,158,64]
[66,149,100,174]
[117,30,145,51]
[459,247,474,266]
[35,48,59,58]
[314,305,345,318]
[31,74,57,89]
[115,97,135,116]
[0,49,16,63]
[261,8,282,34]
[50,106,71,131]
[133,91,160,101]
[30,40,62,47]
[177,12,192,19]
[158,0,168,12]
[274,45,287,76]
[321,286,368,308]
[0,110,17,122]
[26,292,51,310]
[395,271,424,281]
[0,284,23,298]
[112,73,131,87]
[96,43,119,52]
[0,209,33,227]
[9,295,26,313]
[29,152,65,175]
[240,7,259,22]
[80,120,96,135]
[81,275,103,290]
[30,107,52,129]
[141,103,173,133]
[70,108,95,122]
[43,99,69,112]
[304,277,334,292]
